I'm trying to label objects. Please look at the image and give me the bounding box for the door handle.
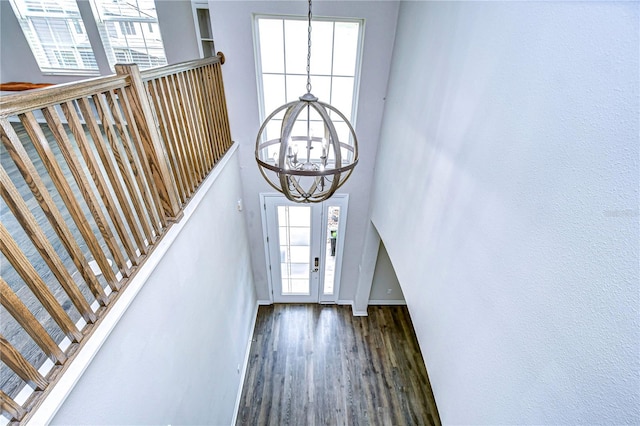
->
[312,257,319,272]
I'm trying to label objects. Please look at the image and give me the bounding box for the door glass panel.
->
[278,206,311,295]
[323,206,340,295]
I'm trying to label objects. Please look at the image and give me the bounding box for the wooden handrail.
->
[0,75,127,117]
[0,56,233,423]
[139,55,222,81]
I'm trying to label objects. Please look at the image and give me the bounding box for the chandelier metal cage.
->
[255,0,359,203]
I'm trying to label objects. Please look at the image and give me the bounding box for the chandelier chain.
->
[306,0,312,93]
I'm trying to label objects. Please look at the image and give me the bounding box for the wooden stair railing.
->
[0,54,232,424]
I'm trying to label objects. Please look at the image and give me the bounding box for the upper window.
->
[9,0,99,73]
[90,0,167,70]
[254,15,363,146]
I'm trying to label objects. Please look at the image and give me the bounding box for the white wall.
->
[369,241,405,303]
[209,1,399,303]
[371,1,639,424]
[51,150,257,425]
[0,0,200,83]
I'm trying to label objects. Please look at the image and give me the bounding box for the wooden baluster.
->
[77,96,148,256]
[0,277,66,364]
[189,68,213,174]
[0,166,96,323]
[115,64,182,222]
[92,93,154,248]
[160,75,195,194]
[198,66,217,168]
[41,105,131,278]
[202,64,221,162]
[193,66,214,166]
[146,79,187,204]
[214,60,233,151]
[184,69,212,173]
[19,111,120,290]
[176,71,205,183]
[0,390,27,421]
[168,74,197,186]
[210,63,228,160]
[0,223,82,342]
[115,88,167,230]
[0,336,48,390]
[104,90,161,241]
[0,117,108,306]
[61,100,141,266]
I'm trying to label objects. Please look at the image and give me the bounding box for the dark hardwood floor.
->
[236,304,440,426]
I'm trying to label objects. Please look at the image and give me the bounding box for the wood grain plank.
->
[0,390,27,421]
[19,111,120,289]
[0,223,82,342]
[236,305,441,426]
[0,336,48,391]
[0,117,108,305]
[0,278,66,364]
[0,165,97,323]
[61,100,140,266]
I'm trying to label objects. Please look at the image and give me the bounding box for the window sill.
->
[40,69,101,77]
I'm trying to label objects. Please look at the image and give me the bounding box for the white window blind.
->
[9,0,99,73]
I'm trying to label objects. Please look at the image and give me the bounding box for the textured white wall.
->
[370,242,405,303]
[51,151,257,425]
[371,1,639,424]
[210,1,399,303]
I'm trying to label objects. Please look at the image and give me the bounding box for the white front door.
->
[262,194,348,303]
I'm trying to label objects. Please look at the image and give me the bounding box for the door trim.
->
[260,193,348,304]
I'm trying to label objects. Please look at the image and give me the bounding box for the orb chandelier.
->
[255,0,358,203]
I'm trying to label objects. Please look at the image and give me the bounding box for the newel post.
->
[115,63,183,223]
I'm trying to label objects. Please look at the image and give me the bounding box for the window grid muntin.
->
[9,0,99,73]
[90,0,167,71]
[254,14,363,127]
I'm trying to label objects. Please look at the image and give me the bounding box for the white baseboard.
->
[231,300,259,426]
[257,299,272,305]
[368,299,407,305]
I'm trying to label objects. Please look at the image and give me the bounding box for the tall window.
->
[90,0,167,70]
[9,0,98,73]
[254,16,363,149]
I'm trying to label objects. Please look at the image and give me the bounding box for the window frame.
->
[9,0,101,76]
[89,0,167,72]
[8,0,168,76]
[252,13,365,130]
